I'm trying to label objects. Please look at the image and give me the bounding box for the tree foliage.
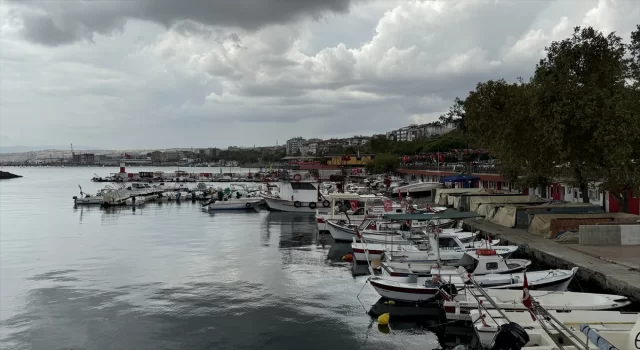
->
[439,97,468,146]
[365,153,400,174]
[463,26,640,207]
[367,130,467,156]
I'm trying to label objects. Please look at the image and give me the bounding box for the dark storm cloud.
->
[8,0,359,46]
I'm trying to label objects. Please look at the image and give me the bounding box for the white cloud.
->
[0,0,638,148]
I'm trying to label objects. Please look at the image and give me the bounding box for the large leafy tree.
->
[465,79,548,189]
[439,97,468,147]
[530,26,634,203]
[365,153,399,174]
[630,25,640,87]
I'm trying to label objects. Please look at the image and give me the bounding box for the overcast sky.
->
[1,0,638,149]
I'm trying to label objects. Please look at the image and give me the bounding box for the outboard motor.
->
[490,322,529,350]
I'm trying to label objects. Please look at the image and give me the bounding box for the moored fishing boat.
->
[471,309,639,348]
[260,172,329,213]
[393,181,443,197]
[315,193,402,233]
[206,199,261,211]
[381,249,530,277]
[440,287,631,321]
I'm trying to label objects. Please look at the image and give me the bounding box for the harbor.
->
[1,166,639,350]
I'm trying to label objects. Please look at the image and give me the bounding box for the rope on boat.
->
[356,280,369,313]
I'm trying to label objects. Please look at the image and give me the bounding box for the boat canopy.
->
[382,212,483,221]
[439,174,480,183]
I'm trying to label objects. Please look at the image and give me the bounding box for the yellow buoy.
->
[387,300,395,305]
[378,312,390,326]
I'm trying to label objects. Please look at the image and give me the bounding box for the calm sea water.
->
[0,167,473,350]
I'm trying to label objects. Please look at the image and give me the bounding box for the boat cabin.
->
[454,251,518,274]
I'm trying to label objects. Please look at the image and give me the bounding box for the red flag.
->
[355,226,362,239]
[426,204,432,212]
[398,189,402,200]
[522,272,536,320]
[383,200,392,212]
[349,200,358,212]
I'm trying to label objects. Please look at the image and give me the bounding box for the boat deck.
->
[463,219,640,303]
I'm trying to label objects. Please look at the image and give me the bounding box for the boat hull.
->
[326,220,359,241]
[369,278,439,302]
[352,246,384,262]
[262,195,330,213]
[207,200,260,210]
[442,276,612,321]
[316,214,364,232]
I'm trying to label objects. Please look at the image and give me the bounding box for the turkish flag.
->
[350,200,358,212]
[522,272,536,320]
[383,200,393,212]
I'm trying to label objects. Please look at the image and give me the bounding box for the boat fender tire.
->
[294,201,302,208]
[245,202,252,208]
[322,200,330,208]
[293,174,302,182]
[309,202,317,209]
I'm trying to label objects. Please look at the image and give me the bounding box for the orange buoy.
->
[476,249,497,256]
[342,253,354,262]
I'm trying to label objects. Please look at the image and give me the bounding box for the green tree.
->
[629,25,640,87]
[530,26,632,203]
[465,79,546,188]
[370,135,393,153]
[439,97,468,147]
[599,26,640,211]
[365,153,399,174]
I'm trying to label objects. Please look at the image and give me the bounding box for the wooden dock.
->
[463,219,640,303]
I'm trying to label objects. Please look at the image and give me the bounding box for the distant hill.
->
[0,145,101,154]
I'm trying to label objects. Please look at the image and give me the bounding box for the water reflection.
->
[1,168,472,350]
[1,283,365,350]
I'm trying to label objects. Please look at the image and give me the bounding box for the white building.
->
[286,137,306,155]
[299,142,318,155]
[344,136,370,147]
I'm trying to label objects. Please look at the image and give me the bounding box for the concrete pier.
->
[463,219,640,303]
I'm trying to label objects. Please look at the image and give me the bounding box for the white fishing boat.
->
[260,172,329,213]
[351,232,507,263]
[73,185,108,205]
[125,196,146,206]
[368,275,444,302]
[206,199,261,211]
[327,216,459,242]
[471,309,639,349]
[381,249,530,277]
[315,193,402,233]
[393,181,442,197]
[380,265,576,291]
[441,288,632,321]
